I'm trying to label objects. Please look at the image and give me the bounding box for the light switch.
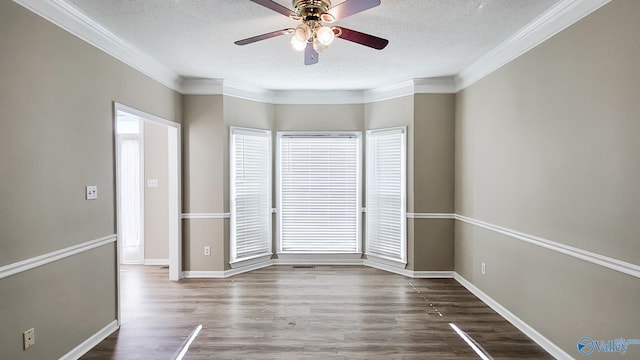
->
[147,179,159,188]
[86,185,98,200]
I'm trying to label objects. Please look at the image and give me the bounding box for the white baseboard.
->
[364,254,407,268]
[453,273,572,360]
[411,270,455,278]
[181,260,278,278]
[362,260,454,278]
[225,260,273,277]
[182,270,227,278]
[363,259,411,277]
[272,258,363,266]
[144,258,169,266]
[120,260,142,265]
[182,259,454,279]
[59,320,119,360]
[229,254,273,269]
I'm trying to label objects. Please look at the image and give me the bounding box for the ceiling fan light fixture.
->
[313,38,328,52]
[291,36,307,51]
[236,0,388,65]
[320,12,335,23]
[294,23,311,42]
[316,25,335,46]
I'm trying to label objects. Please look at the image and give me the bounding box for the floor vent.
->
[292,265,315,269]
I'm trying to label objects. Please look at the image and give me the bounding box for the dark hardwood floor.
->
[81,265,552,359]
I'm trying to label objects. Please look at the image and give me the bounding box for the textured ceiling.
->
[65,0,561,90]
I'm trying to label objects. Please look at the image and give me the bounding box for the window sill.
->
[229,253,273,269]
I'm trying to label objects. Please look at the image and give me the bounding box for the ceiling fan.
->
[235,0,389,65]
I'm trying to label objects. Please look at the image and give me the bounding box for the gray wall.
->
[182,95,226,271]
[454,0,640,358]
[275,103,364,131]
[181,97,455,272]
[363,95,456,272]
[0,1,181,359]
[181,96,276,271]
[413,94,455,271]
[12,0,634,357]
[144,121,169,261]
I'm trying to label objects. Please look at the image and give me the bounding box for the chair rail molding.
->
[0,234,116,279]
[181,212,230,219]
[455,214,640,279]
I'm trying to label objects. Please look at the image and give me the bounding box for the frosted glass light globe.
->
[316,26,335,46]
[294,24,311,42]
[291,36,307,51]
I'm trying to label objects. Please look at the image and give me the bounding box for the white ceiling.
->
[62,0,562,91]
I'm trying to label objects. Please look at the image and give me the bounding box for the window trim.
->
[276,131,363,255]
[229,126,273,266]
[365,126,407,267]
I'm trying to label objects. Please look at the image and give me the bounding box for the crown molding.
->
[14,0,182,91]
[363,80,415,103]
[179,78,224,95]
[362,78,456,103]
[179,78,276,103]
[455,0,611,91]
[16,0,611,99]
[180,78,454,104]
[413,77,457,94]
[224,81,276,103]
[273,89,365,105]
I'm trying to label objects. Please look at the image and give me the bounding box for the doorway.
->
[114,102,182,286]
[116,114,143,264]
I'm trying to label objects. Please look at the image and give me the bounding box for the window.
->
[366,127,407,266]
[277,132,362,254]
[230,127,272,266]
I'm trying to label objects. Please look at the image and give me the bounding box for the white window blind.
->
[366,127,407,265]
[278,133,361,254]
[230,127,272,264]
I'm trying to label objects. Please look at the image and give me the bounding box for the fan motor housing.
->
[293,0,331,18]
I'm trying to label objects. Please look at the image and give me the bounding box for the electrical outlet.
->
[23,328,35,350]
[204,246,211,256]
[86,185,98,200]
[481,262,486,275]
